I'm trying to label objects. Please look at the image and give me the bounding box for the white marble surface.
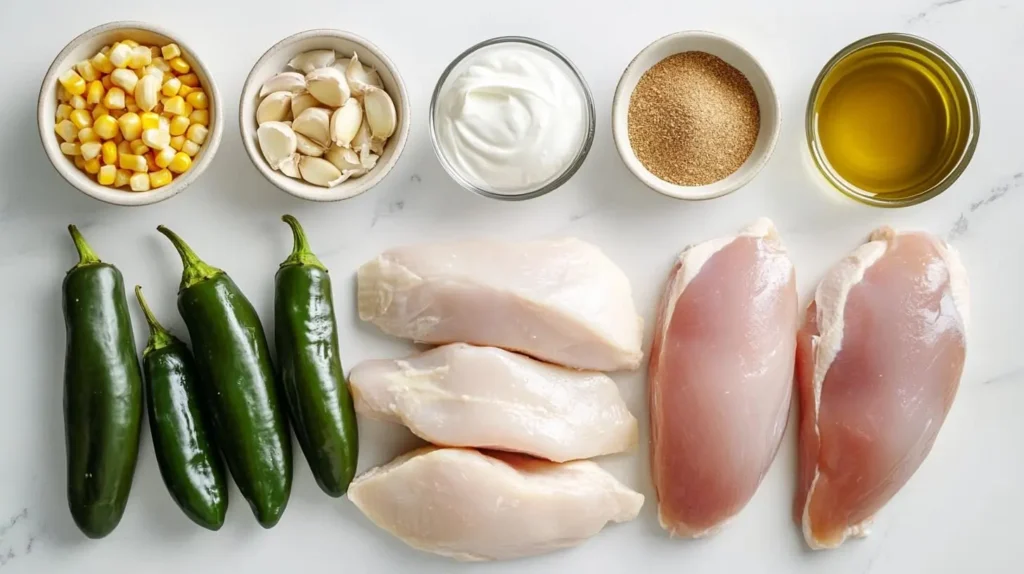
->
[1,0,1021,572]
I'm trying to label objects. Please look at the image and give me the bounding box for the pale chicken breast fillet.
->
[795,227,969,550]
[348,447,644,561]
[649,218,798,537]
[356,238,643,371]
[349,343,638,462]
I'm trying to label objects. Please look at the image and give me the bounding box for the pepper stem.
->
[156,225,223,291]
[135,285,174,354]
[280,215,326,271]
[68,225,101,268]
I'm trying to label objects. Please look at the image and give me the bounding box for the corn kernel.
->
[161,43,181,60]
[161,76,181,97]
[91,104,110,120]
[55,119,79,142]
[98,164,117,185]
[101,45,111,55]
[74,156,86,169]
[184,91,208,111]
[129,45,152,69]
[86,80,104,105]
[152,57,171,73]
[118,112,142,140]
[69,109,93,130]
[159,115,170,132]
[117,141,132,155]
[59,69,87,96]
[84,157,101,174]
[179,74,200,89]
[129,172,151,192]
[131,140,150,155]
[135,74,160,112]
[168,151,192,173]
[155,146,176,168]
[162,96,188,116]
[102,87,125,110]
[101,141,118,165]
[101,75,114,91]
[122,39,140,48]
[80,141,102,161]
[185,124,208,145]
[169,115,190,136]
[169,57,191,75]
[169,135,186,151]
[143,66,164,82]
[140,112,161,131]
[182,140,200,158]
[75,60,99,82]
[60,142,80,156]
[120,153,148,172]
[177,84,194,97]
[58,85,71,102]
[114,169,132,187]
[126,99,139,113]
[110,68,138,92]
[109,43,132,68]
[56,104,73,122]
[188,109,209,127]
[70,95,87,110]
[145,152,160,172]
[142,128,171,150]
[149,169,173,188]
[93,115,119,140]
[91,52,114,74]
[78,128,100,143]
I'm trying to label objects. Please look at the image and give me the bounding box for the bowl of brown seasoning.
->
[612,31,780,200]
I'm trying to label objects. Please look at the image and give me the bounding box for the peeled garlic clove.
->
[370,136,386,155]
[292,107,332,147]
[326,145,361,172]
[257,121,298,170]
[298,156,343,188]
[259,72,306,97]
[351,120,371,156]
[257,91,293,125]
[279,153,301,178]
[291,92,320,118]
[288,50,336,74]
[363,85,397,140]
[345,52,383,95]
[331,58,351,74]
[360,152,379,171]
[330,98,362,148]
[295,132,325,157]
[306,67,350,108]
[344,167,368,179]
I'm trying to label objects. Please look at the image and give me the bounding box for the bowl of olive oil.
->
[806,33,979,207]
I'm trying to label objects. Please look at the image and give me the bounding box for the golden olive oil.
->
[809,36,977,205]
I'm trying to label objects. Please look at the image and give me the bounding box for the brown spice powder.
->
[628,52,760,186]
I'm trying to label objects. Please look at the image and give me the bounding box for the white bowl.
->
[37,21,223,206]
[240,29,410,202]
[612,31,781,200]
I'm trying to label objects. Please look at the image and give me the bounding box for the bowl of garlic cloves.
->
[240,29,409,201]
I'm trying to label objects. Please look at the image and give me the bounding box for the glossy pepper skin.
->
[157,226,292,528]
[275,215,359,497]
[135,285,228,530]
[63,225,143,539]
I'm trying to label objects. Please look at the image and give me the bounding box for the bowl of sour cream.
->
[429,36,596,200]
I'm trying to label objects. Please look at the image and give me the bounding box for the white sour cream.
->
[434,42,589,195]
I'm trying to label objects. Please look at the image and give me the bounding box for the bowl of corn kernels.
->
[38,21,222,206]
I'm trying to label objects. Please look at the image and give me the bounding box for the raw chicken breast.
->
[649,218,798,537]
[349,343,638,462]
[356,238,643,371]
[795,227,968,550]
[348,447,644,561]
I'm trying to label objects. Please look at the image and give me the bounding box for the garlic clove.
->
[331,58,351,74]
[363,85,397,140]
[298,156,343,187]
[291,107,332,147]
[256,91,293,125]
[330,98,362,148]
[259,72,306,97]
[288,50,336,74]
[257,121,298,170]
[345,52,383,95]
[295,132,325,157]
[279,153,301,178]
[351,120,372,157]
[305,67,350,108]
[369,136,386,155]
[326,145,362,172]
[360,152,379,171]
[291,92,320,118]
[344,167,368,180]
